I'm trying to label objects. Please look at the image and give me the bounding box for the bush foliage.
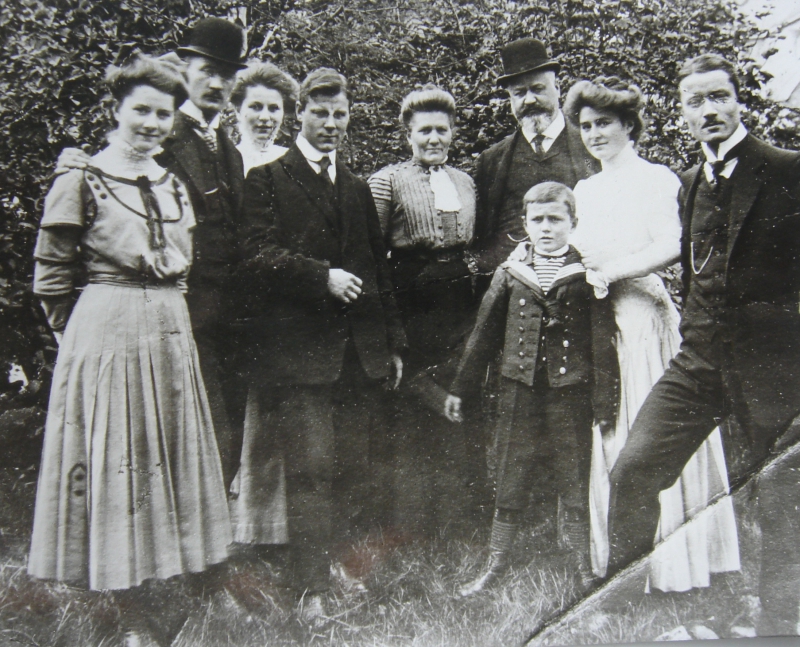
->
[1,0,798,394]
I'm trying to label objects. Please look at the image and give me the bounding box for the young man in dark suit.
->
[54,18,248,487]
[238,68,406,622]
[606,54,800,635]
[466,38,599,278]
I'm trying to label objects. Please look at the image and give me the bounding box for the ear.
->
[295,101,304,122]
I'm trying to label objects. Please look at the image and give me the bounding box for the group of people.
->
[24,13,800,645]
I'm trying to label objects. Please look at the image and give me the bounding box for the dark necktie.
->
[532,134,546,157]
[318,155,334,187]
[184,114,218,153]
[710,159,728,186]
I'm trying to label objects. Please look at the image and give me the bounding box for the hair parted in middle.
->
[297,67,349,110]
[230,61,299,111]
[523,181,576,222]
[399,84,457,128]
[563,76,645,142]
[105,52,188,108]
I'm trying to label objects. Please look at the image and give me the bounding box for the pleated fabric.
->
[589,276,740,590]
[229,389,289,545]
[28,283,232,591]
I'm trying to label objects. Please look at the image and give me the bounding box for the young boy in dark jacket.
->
[445,181,619,595]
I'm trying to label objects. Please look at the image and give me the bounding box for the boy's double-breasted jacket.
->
[451,246,619,423]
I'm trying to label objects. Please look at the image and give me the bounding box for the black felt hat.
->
[177,17,246,70]
[497,38,560,86]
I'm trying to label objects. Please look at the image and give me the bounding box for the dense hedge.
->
[1,0,799,402]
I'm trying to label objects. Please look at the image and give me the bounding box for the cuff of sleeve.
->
[586,269,609,299]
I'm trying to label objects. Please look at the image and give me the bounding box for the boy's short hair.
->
[523,181,576,222]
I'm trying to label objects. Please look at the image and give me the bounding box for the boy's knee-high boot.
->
[459,512,519,597]
[565,519,595,588]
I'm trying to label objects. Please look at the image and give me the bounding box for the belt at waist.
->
[88,272,181,288]
[390,246,466,264]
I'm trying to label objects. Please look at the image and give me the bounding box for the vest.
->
[496,132,583,259]
[681,173,735,354]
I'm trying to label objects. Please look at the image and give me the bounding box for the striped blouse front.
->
[368,160,476,250]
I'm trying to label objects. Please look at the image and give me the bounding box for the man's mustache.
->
[203,91,224,102]
[518,105,550,118]
[702,117,724,127]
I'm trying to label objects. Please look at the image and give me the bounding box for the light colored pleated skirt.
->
[28,283,232,591]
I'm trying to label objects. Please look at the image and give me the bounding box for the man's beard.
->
[517,109,556,135]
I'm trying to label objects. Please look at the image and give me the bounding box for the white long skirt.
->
[589,275,740,591]
[28,283,232,590]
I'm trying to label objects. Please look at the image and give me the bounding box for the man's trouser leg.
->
[607,364,723,576]
[275,384,335,594]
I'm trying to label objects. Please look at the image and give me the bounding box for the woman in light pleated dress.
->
[28,55,231,644]
[564,76,740,591]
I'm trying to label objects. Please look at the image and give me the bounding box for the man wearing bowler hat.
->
[466,37,598,277]
[55,18,249,486]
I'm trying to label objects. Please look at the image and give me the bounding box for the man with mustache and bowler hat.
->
[55,17,248,488]
[605,54,800,636]
[465,37,598,279]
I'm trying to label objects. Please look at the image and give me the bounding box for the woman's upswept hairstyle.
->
[400,85,457,129]
[564,76,645,142]
[105,53,188,108]
[230,61,300,112]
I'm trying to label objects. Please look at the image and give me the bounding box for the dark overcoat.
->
[471,124,599,273]
[451,246,619,423]
[238,144,407,385]
[679,134,800,432]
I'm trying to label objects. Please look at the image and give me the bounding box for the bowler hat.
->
[177,17,247,70]
[498,38,560,86]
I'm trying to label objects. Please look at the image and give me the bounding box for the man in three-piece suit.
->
[55,18,248,486]
[465,38,599,278]
[606,54,800,635]
[238,68,406,615]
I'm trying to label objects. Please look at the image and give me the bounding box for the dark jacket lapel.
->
[160,113,216,196]
[726,134,766,258]
[488,131,522,218]
[279,144,339,228]
[334,160,358,247]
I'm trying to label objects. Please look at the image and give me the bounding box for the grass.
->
[0,462,765,647]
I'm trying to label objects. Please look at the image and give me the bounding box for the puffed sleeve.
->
[601,165,681,283]
[33,171,87,331]
[367,167,394,235]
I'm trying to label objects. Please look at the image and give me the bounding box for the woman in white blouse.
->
[564,77,740,591]
[230,62,299,174]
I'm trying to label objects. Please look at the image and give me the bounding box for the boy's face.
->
[524,201,574,253]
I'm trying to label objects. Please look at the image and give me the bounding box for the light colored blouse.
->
[571,145,681,285]
[237,140,288,175]
[368,160,476,250]
[34,142,195,306]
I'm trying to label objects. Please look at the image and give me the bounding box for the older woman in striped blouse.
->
[368,85,481,537]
